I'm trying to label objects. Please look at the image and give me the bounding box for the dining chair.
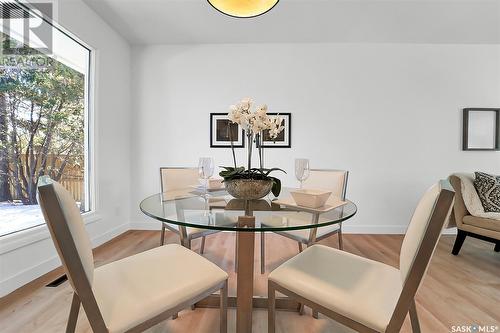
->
[37,176,228,333]
[268,180,455,333]
[260,169,348,274]
[160,167,221,253]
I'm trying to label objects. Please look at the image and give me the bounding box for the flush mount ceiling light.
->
[207,0,279,18]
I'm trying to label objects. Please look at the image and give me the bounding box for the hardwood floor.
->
[1,230,499,332]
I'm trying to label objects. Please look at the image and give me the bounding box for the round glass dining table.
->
[140,187,357,333]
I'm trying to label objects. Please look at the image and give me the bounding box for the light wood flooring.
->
[1,230,499,333]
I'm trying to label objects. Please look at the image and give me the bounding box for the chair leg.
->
[298,242,303,253]
[409,299,421,333]
[260,232,265,274]
[338,228,344,250]
[494,242,500,252]
[299,304,305,315]
[312,310,319,319]
[200,236,206,254]
[452,229,467,255]
[66,293,80,333]
[268,282,276,333]
[220,281,228,333]
[160,224,166,246]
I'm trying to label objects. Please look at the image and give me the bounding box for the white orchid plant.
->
[220,97,286,196]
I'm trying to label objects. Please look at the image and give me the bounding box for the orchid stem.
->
[257,133,263,169]
[247,132,253,173]
[228,123,237,168]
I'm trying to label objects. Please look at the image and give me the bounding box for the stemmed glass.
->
[198,157,215,197]
[295,158,310,189]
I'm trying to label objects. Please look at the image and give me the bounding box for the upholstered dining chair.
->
[37,176,228,333]
[260,169,348,274]
[160,167,221,253]
[268,180,455,333]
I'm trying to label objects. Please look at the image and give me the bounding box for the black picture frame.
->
[261,113,292,148]
[463,108,500,151]
[210,113,245,148]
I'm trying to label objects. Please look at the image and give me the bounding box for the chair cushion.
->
[93,244,227,333]
[463,215,500,232]
[268,245,402,332]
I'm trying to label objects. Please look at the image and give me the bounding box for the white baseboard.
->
[91,222,129,247]
[129,221,162,231]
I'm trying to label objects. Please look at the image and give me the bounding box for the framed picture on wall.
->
[463,108,500,151]
[262,113,291,148]
[210,113,245,148]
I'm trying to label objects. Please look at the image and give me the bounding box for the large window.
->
[0,1,92,236]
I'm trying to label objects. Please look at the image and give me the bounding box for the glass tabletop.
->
[140,187,357,232]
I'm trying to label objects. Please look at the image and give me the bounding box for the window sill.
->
[0,211,101,255]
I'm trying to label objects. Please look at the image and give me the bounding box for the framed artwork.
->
[261,113,291,148]
[210,113,245,148]
[463,108,500,151]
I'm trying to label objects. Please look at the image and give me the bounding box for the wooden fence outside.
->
[8,154,85,203]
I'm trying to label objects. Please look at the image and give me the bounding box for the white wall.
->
[0,0,132,296]
[130,43,500,232]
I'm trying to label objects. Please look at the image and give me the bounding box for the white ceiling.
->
[82,0,500,44]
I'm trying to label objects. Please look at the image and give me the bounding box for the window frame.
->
[0,1,97,241]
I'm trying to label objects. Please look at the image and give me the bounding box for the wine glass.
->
[198,157,215,196]
[295,158,310,188]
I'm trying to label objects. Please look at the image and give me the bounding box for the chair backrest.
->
[37,176,108,332]
[387,180,455,332]
[303,169,348,199]
[37,176,94,288]
[160,167,199,192]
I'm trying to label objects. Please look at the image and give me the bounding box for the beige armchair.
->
[37,177,228,333]
[449,175,500,255]
[268,180,455,333]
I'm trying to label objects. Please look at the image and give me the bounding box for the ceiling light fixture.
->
[207,0,279,18]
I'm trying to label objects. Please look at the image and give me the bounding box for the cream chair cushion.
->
[93,244,227,333]
[38,179,94,286]
[463,215,500,232]
[269,245,402,332]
